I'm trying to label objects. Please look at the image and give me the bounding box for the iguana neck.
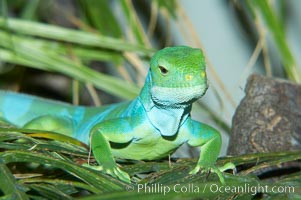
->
[138,72,191,137]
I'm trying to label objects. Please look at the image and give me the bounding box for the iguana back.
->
[0,90,134,143]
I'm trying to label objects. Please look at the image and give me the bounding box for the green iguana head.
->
[149,46,208,106]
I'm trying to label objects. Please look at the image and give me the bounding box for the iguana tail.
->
[0,90,76,127]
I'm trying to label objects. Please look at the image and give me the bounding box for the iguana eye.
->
[159,66,168,75]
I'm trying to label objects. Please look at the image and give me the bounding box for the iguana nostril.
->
[185,74,193,81]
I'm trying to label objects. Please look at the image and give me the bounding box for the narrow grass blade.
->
[0,17,154,54]
[0,151,128,192]
[0,159,29,200]
[77,0,122,38]
[250,0,301,82]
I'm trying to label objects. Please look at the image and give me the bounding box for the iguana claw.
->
[189,162,235,185]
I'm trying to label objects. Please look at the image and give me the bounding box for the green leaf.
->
[0,127,89,150]
[0,31,140,99]
[120,0,150,46]
[250,0,301,82]
[0,158,29,200]
[29,184,73,200]
[19,178,101,194]
[0,150,128,192]
[77,0,122,38]
[0,17,154,54]
[20,0,40,20]
[0,30,124,64]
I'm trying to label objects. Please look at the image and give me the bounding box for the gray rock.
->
[228,74,301,155]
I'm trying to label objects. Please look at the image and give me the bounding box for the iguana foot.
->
[189,162,235,185]
[218,162,236,172]
[83,164,131,183]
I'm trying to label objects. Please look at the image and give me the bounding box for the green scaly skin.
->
[0,46,235,183]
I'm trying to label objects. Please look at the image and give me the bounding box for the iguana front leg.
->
[185,119,235,184]
[84,118,134,183]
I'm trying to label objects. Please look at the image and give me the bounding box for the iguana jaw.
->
[150,84,208,107]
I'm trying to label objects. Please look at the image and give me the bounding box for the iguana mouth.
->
[150,84,208,106]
